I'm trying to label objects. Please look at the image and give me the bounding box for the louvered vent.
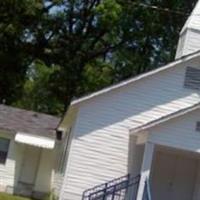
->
[184,67,200,90]
[196,122,200,132]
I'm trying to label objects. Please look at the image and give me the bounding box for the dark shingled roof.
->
[0,104,60,138]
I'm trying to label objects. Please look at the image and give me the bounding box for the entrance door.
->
[19,146,41,184]
[151,151,197,200]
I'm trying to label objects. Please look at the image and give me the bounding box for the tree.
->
[0,0,197,115]
[13,60,64,114]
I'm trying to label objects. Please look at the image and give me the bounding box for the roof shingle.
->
[0,105,60,138]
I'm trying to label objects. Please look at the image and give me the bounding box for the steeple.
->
[176,1,200,58]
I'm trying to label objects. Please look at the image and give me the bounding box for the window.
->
[0,138,10,164]
[184,67,200,90]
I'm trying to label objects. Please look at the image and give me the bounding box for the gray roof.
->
[0,105,60,138]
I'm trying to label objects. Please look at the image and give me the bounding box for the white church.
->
[0,0,200,200]
[0,1,200,200]
[56,1,200,200]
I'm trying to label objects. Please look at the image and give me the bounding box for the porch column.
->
[136,142,155,200]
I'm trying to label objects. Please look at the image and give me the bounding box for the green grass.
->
[0,193,32,200]
[0,192,56,200]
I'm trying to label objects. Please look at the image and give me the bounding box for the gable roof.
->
[129,102,200,134]
[0,104,60,138]
[71,50,200,106]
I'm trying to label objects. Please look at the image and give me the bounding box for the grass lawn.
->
[0,193,32,200]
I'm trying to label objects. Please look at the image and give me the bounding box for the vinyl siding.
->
[53,172,64,196]
[34,149,54,193]
[53,140,66,196]
[53,107,78,197]
[128,135,145,177]
[179,30,200,58]
[176,31,185,58]
[148,111,200,200]
[0,131,24,193]
[148,108,200,152]
[60,55,200,200]
[176,1,200,58]
[0,130,54,195]
[53,134,72,197]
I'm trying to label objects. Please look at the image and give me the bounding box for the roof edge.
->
[129,102,200,135]
[71,50,200,106]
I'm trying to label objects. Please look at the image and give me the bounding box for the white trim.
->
[59,108,79,200]
[180,0,200,34]
[136,142,155,200]
[70,51,200,106]
[15,132,55,149]
[129,102,200,135]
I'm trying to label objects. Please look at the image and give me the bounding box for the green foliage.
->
[95,0,122,26]
[77,60,114,95]
[0,0,197,115]
[0,0,44,104]
[13,60,64,115]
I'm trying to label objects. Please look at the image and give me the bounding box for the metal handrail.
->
[82,174,140,200]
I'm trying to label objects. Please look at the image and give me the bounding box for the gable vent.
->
[184,67,200,90]
[196,121,200,132]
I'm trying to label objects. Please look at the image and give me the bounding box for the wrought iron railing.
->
[82,174,140,200]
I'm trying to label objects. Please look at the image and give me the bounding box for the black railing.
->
[82,174,140,200]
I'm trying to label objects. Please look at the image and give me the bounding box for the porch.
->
[13,145,54,199]
[0,131,55,199]
[82,143,200,200]
[151,146,199,200]
[0,105,59,199]
[137,143,200,200]
[81,106,200,200]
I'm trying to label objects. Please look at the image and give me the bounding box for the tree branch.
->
[87,39,126,60]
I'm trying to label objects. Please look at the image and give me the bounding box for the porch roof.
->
[15,132,55,149]
[129,102,200,134]
[0,104,60,138]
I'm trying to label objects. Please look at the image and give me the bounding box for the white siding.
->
[53,138,66,196]
[128,135,144,177]
[60,112,129,200]
[148,108,200,152]
[0,130,54,195]
[54,107,78,197]
[53,144,65,196]
[61,56,200,200]
[176,0,200,58]
[53,172,64,196]
[176,31,185,59]
[34,149,54,193]
[177,30,200,58]
[0,131,24,193]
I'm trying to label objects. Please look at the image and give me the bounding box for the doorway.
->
[151,149,198,200]
[19,146,41,185]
